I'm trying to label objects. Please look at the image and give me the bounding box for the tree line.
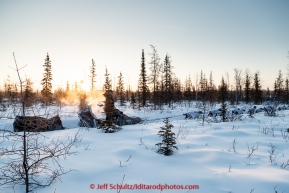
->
[0,49,289,111]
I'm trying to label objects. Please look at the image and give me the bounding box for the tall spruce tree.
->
[41,53,53,105]
[155,118,178,156]
[252,72,262,104]
[89,59,97,92]
[218,77,228,122]
[244,70,251,104]
[116,72,125,106]
[138,49,149,107]
[163,54,173,106]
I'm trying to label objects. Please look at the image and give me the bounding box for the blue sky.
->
[0,0,288,91]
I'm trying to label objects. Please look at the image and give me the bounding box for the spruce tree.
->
[23,78,34,107]
[130,91,136,109]
[138,49,149,107]
[155,118,178,156]
[252,72,262,104]
[41,53,53,105]
[89,59,97,92]
[218,77,228,122]
[100,67,121,132]
[103,67,113,117]
[163,54,173,106]
[244,71,251,104]
[116,72,125,106]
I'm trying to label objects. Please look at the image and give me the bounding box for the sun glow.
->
[79,81,91,92]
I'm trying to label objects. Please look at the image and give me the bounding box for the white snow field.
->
[0,102,289,193]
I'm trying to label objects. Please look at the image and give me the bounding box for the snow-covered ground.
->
[1,102,289,193]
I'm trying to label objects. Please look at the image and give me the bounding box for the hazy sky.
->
[0,0,289,91]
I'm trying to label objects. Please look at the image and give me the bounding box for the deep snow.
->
[0,102,289,193]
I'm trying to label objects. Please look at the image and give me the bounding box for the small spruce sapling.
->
[155,118,178,156]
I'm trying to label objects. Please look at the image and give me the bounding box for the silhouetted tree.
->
[252,71,262,104]
[23,78,35,107]
[130,91,136,109]
[116,72,125,106]
[218,77,228,122]
[89,59,97,91]
[99,67,121,132]
[138,49,149,107]
[163,54,173,106]
[103,67,113,114]
[244,70,251,104]
[41,53,53,105]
